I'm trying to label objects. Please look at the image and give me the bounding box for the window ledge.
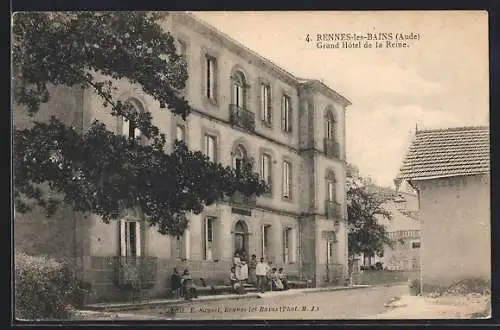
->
[261,120,273,128]
[281,196,294,203]
[203,96,219,108]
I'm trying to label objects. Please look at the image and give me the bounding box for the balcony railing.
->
[325,200,343,219]
[230,104,255,132]
[388,230,420,241]
[227,190,257,208]
[115,256,158,289]
[324,138,341,159]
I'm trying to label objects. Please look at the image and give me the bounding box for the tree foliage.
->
[346,164,394,260]
[12,12,268,236]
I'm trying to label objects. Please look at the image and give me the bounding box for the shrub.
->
[444,278,491,296]
[15,252,83,320]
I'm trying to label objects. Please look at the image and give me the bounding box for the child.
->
[269,267,284,291]
[229,267,246,295]
[278,267,288,290]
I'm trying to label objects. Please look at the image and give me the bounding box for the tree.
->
[12,12,268,237]
[346,164,394,266]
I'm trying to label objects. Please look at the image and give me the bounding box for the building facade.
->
[14,12,351,302]
[359,183,420,272]
[396,126,490,293]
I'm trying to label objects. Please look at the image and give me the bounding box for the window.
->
[261,153,272,188]
[232,71,246,108]
[281,95,292,133]
[121,99,144,142]
[282,160,292,199]
[232,145,247,174]
[412,241,421,249]
[122,117,141,140]
[327,181,335,202]
[176,228,190,260]
[283,227,296,264]
[261,83,272,124]
[327,241,334,264]
[204,217,215,261]
[262,225,271,260]
[326,111,335,140]
[120,220,141,258]
[205,55,217,101]
[204,134,217,162]
[176,124,185,142]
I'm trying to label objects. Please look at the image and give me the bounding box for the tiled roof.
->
[396,126,490,181]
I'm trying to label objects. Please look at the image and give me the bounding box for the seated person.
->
[269,267,284,291]
[278,267,288,290]
[181,268,198,300]
[230,267,247,295]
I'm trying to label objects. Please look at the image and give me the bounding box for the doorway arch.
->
[233,220,249,261]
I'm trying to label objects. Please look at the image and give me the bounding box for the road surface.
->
[134,284,408,320]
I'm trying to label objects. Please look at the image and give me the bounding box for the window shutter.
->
[261,225,265,259]
[290,229,296,263]
[122,118,130,137]
[267,86,272,123]
[135,222,141,257]
[283,228,287,263]
[288,99,292,132]
[184,228,190,259]
[120,220,126,257]
[281,97,286,130]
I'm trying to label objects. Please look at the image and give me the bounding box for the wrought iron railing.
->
[324,138,341,159]
[325,200,342,219]
[228,190,257,207]
[230,104,255,132]
[115,256,158,289]
[388,230,420,241]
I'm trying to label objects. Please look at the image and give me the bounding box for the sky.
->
[193,11,489,187]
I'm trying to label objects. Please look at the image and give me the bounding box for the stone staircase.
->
[243,283,258,293]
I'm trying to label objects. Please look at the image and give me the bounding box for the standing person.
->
[248,254,257,285]
[170,268,181,298]
[240,259,249,284]
[255,257,269,293]
[181,268,197,300]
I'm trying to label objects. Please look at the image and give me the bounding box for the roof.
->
[178,13,352,108]
[297,78,352,107]
[396,126,490,181]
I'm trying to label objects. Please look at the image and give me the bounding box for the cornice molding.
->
[172,13,299,88]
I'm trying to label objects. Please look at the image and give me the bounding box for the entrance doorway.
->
[234,220,249,261]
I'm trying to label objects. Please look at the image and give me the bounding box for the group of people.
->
[170,268,198,300]
[232,252,289,294]
[169,252,290,300]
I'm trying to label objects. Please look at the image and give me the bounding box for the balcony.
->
[227,190,257,208]
[324,138,341,159]
[325,200,343,219]
[115,256,158,289]
[230,104,255,132]
[388,230,420,241]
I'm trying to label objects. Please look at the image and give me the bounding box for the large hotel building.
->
[14,12,351,302]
